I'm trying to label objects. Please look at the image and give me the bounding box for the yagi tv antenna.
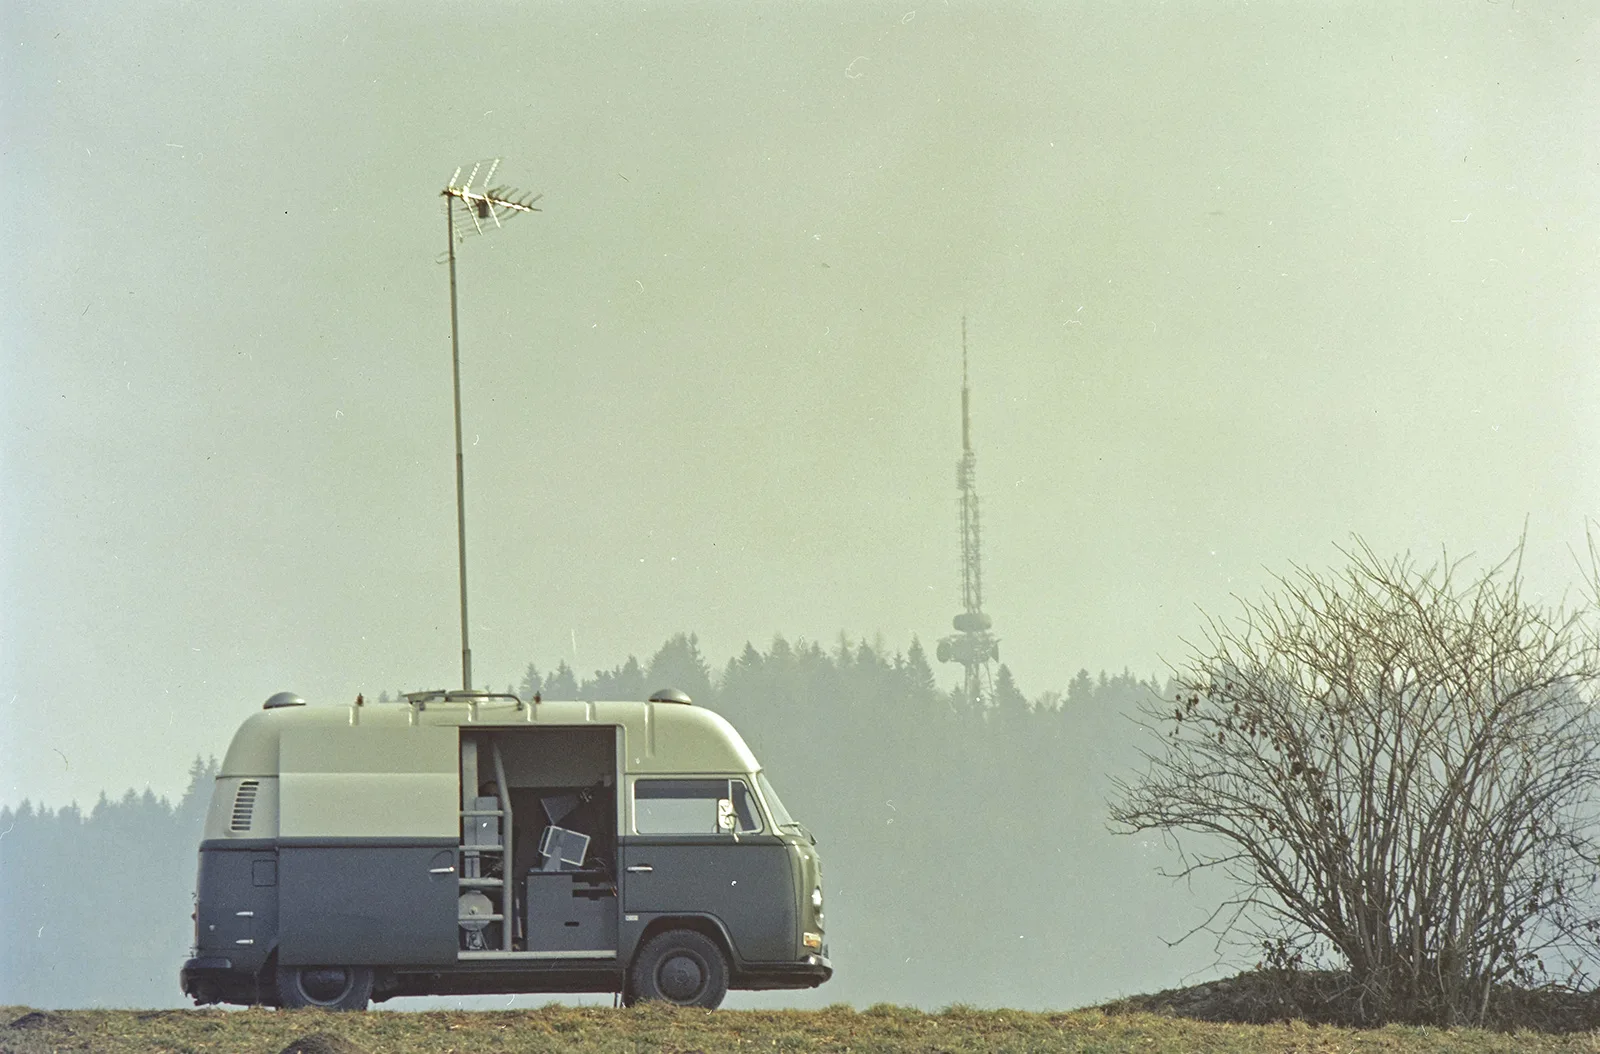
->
[439,159,542,691]
[444,159,542,240]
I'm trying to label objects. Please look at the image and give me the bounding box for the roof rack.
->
[401,690,525,712]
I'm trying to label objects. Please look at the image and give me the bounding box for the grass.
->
[7,1003,1600,1054]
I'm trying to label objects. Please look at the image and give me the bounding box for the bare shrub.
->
[1112,541,1600,1026]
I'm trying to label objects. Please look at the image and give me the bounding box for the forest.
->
[0,634,1217,1010]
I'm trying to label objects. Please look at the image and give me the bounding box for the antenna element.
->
[444,159,542,240]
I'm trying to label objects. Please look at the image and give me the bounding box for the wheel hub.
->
[657,954,705,1001]
[299,967,352,1003]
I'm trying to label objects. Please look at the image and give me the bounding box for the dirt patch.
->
[1101,970,1357,1026]
[277,1033,368,1054]
[5,1013,65,1032]
[1099,970,1600,1032]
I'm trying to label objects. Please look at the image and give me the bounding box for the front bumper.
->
[737,953,833,990]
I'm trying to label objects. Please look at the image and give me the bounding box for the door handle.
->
[429,866,456,874]
[626,865,653,873]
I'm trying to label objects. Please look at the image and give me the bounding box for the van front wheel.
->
[275,965,373,1010]
[628,930,728,1009]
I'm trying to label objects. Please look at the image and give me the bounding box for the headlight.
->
[811,887,823,911]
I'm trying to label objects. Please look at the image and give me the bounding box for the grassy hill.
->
[6,1003,1600,1054]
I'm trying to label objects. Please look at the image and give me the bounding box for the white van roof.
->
[219,697,762,779]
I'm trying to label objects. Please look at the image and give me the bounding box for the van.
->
[179,688,830,1009]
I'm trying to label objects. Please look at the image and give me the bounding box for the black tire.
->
[627,930,729,1009]
[275,964,373,1011]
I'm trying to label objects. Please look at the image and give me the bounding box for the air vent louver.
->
[230,780,260,832]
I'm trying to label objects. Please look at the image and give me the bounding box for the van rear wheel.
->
[627,930,728,1009]
[275,964,373,1010]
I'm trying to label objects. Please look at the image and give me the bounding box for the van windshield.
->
[755,771,797,829]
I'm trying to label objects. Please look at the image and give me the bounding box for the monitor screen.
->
[537,824,590,870]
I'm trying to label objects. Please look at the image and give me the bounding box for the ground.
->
[8,990,1600,1054]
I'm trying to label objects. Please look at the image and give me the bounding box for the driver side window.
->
[634,778,762,834]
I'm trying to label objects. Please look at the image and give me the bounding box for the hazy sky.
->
[4,1,1597,808]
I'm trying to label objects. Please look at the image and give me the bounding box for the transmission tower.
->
[440,160,541,691]
[936,316,999,707]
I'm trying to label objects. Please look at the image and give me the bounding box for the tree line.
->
[0,759,218,1008]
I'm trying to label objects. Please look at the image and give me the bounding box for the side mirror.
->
[717,798,736,832]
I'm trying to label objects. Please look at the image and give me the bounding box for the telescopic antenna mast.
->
[440,160,541,691]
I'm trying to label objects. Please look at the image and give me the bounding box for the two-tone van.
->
[180,688,830,1010]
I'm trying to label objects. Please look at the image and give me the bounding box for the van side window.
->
[635,779,761,834]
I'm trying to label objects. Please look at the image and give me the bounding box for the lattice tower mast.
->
[958,318,982,616]
[937,316,999,708]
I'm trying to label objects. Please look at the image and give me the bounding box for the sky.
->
[3,0,1598,809]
